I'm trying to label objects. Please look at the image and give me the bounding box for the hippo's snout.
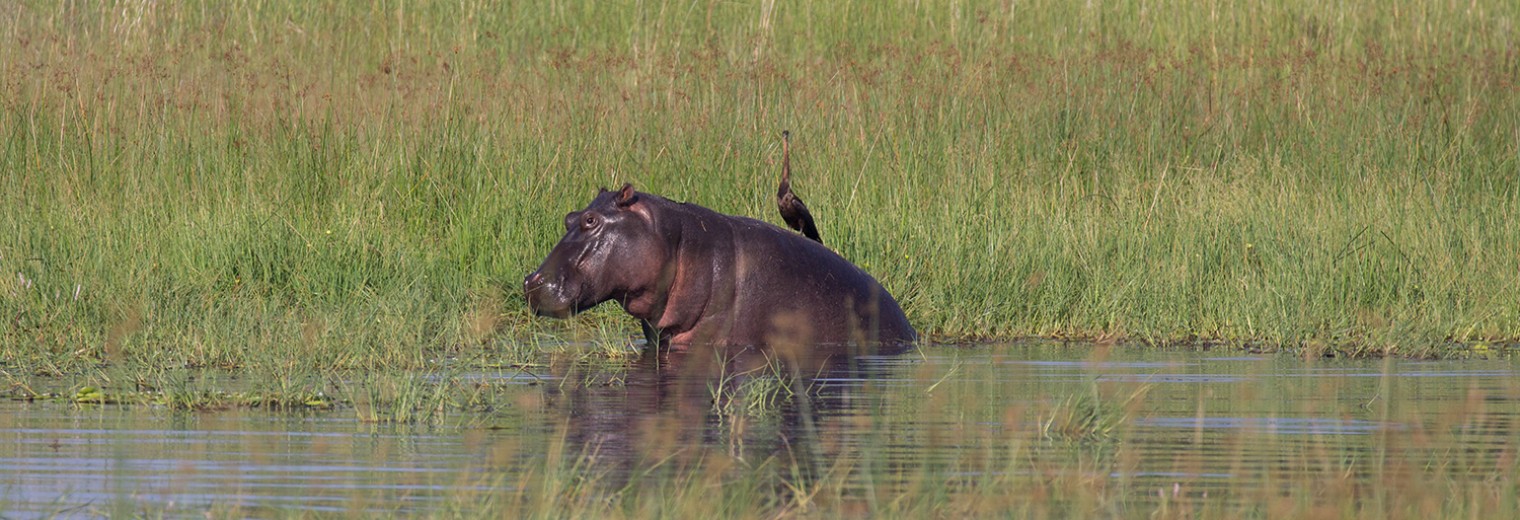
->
[524,270,573,318]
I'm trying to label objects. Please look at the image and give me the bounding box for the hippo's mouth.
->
[526,297,574,318]
[523,271,578,318]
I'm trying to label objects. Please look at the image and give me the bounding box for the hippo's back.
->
[719,214,915,348]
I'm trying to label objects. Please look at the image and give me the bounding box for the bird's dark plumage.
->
[777,130,822,244]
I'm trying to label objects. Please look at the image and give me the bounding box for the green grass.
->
[1,0,1518,374]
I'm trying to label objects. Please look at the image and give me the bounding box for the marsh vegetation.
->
[7,343,1520,517]
[3,1,1517,368]
[2,1,1519,517]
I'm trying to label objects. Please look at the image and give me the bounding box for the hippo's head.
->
[524,184,668,318]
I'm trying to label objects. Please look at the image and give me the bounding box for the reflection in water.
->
[1,414,491,515]
[541,344,900,495]
[2,342,1518,516]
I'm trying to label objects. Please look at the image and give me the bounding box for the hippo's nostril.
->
[524,273,547,298]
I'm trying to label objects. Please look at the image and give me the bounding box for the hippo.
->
[522,183,915,356]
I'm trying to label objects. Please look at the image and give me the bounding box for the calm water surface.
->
[4,342,1517,516]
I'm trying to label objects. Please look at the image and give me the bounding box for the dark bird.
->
[777,130,822,244]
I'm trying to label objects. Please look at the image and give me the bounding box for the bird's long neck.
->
[779,132,792,196]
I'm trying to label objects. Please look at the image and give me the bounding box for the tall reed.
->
[2,1,1516,370]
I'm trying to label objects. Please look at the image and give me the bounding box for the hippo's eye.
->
[580,213,599,230]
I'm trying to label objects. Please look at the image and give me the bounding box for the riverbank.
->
[3,1,1517,373]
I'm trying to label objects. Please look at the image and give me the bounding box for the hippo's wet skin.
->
[524,183,915,355]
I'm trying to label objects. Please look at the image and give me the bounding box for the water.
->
[4,342,1517,516]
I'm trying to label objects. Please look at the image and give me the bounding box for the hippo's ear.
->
[615,183,638,207]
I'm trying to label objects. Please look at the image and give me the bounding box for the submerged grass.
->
[1,0,1518,376]
[5,343,1519,518]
